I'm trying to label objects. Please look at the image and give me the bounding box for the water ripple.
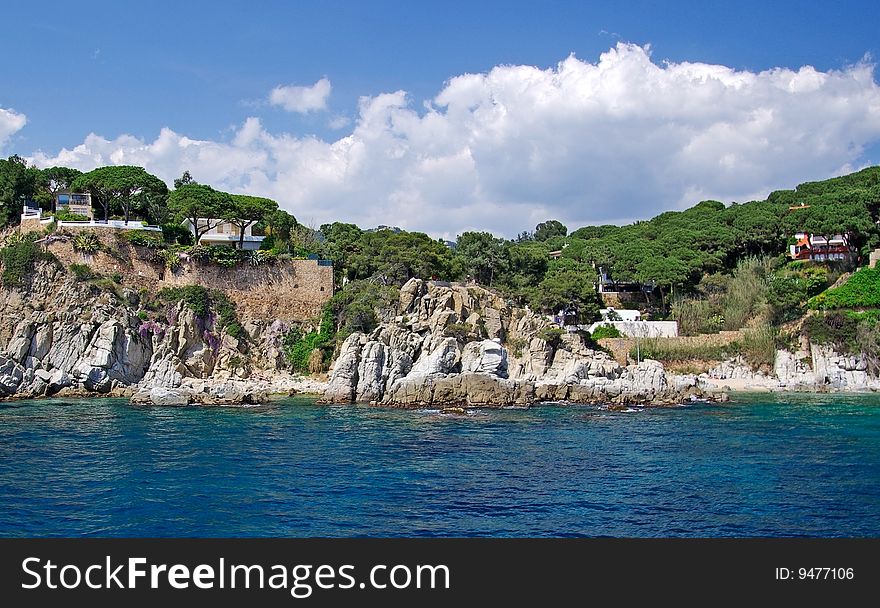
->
[0,393,879,537]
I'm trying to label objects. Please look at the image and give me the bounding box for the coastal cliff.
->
[323,278,725,407]
[3,259,874,407]
[0,259,323,404]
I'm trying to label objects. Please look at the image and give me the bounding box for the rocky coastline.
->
[2,265,877,408]
[321,278,727,407]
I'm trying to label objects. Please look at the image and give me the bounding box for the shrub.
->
[590,324,622,340]
[740,323,777,368]
[308,349,326,374]
[161,224,194,246]
[721,257,772,329]
[246,249,275,266]
[1,237,46,287]
[507,337,528,357]
[158,285,212,317]
[72,232,101,254]
[803,312,863,352]
[443,322,476,343]
[809,267,880,310]
[671,298,722,336]
[123,230,164,249]
[154,249,182,271]
[69,263,94,281]
[631,337,741,363]
[329,280,397,339]
[55,209,90,222]
[536,326,565,348]
[137,311,149,321]
[111,272,123,284]
[157,285,247,343]
[283,306,335,372]
[92,277,120,294]
[189,245,241,267]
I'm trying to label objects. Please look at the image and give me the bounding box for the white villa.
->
[20,201,160,232]
[182,219,265,250]
[54,191,93,219]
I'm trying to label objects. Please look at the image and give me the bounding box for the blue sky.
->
[2,0,879,236]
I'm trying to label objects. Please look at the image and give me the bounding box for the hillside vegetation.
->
[3,154,880,367]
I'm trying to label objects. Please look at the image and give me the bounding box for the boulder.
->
[324,332,363,402]
[409,337,460,376]
[461,340,508,377]
[148,387,190,406]
[355,341,387,401]
[0,356,25,396]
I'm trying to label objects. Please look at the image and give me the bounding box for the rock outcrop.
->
[705,344,880,391]
[322,279,724,407]
[0,261,324,402]
[0,264,152,398]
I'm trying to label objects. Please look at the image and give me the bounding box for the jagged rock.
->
[46,368,71,395]
[482,307,504,340]
[810,343,871,389]
[324,332,363,402]
[410,337,460,376]
[382,372,534,407]
[356,341,387,401]
[140,355,186,388]
[710,356,770,381]
[324,282,724,407]
[461,340,508,377]
[5,322,35,362]
[148,387,190,406]
[202,381,268,405]
[0,356,25,395]
[30,323,53,361]
[399,278,427,314]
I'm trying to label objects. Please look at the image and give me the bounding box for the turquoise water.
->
[0,393,878,537]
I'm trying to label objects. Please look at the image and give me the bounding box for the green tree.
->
[227,194,278,249]
[266,209,298,251]
[173,170,194,189]
[455,231,507,285]
[534,219,568,242]
[0,155,42,226]
[71,165,168,223]
[167,183,234,243]
[140,189,171,225]
[38,166,82,209]
[635,252,689,309]
[530,258,599,322]
[320,221,363,282]
[348,229,453,285]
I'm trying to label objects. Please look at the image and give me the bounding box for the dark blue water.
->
[1,393,878,537]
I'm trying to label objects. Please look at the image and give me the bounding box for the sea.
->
[1,393,878,537]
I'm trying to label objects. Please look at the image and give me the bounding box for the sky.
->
[2,0,880,238]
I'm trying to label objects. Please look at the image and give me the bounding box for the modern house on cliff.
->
[54,191,94,219]
[182,218,266,250]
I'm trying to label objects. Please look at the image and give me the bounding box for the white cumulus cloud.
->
[0,106,27,151]
[28,44,880,238]
[269,77,332,113]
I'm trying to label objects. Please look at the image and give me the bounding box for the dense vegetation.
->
[809,267,880,310]
[0,233,56,287]
[4,153,880,367]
